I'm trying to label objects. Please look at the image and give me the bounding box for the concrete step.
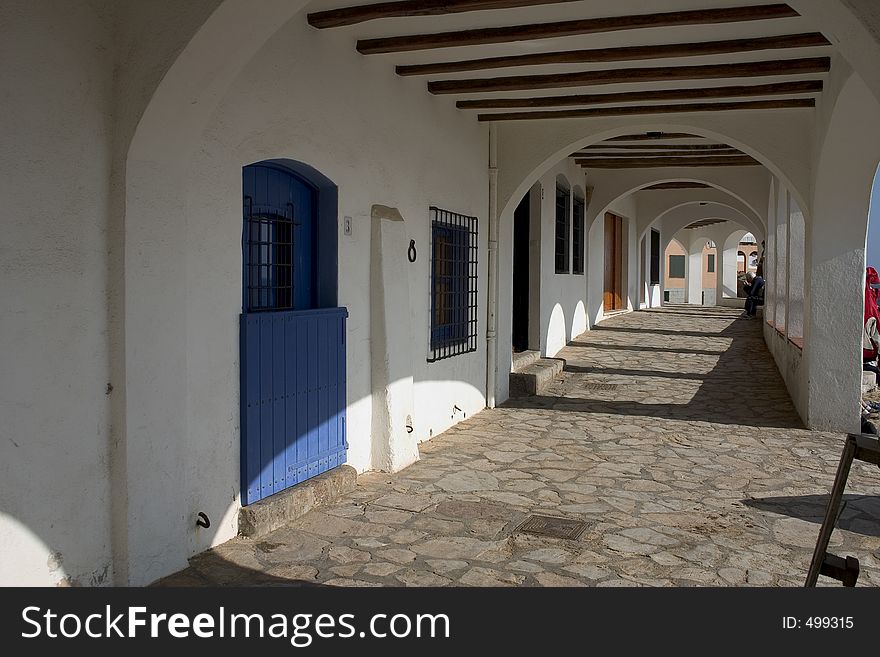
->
[509,357,565,397]
[238,464,358,539]
[511,349,540,371]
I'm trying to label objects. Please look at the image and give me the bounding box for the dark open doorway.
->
[512,191,531,353]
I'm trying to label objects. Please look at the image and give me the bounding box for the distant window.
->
[669,255,686,279]
[429,207,478,362]
[650,229,660,285]
[707,254,715,273]
[555,186,570,274]
[572,197,585,275]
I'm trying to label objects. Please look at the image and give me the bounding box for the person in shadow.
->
[741,271,765,319]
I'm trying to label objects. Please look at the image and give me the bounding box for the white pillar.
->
[775,188,790,331]
[687,239,703,305]
[787,198,806,339]
[369,205,418,473]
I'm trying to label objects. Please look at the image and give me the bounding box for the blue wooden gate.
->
[240,163,347,506]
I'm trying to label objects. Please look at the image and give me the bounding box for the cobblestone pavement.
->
[158,306,880,587]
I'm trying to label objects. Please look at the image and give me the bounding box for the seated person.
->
[741,272,765,319]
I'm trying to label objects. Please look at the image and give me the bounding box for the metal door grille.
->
[244,197,297,312]
[428,207,478,362]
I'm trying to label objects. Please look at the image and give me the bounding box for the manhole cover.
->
[583,382,618,391]
[515,515,587,540]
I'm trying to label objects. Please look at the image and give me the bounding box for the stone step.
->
[511,349,540,372]
[238,465,358,539]
[509,357,565,397]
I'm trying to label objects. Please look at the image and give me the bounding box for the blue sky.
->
[869,168,880,270]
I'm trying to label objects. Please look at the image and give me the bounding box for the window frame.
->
[707,253,716,273]
[428,207,479,363]
[668,254,686,279]
[572,195,585,275]
[554,185,570,274]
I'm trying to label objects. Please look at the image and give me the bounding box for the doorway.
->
[239,162,347,506]
[512,191,531,353]
[604,212,624,312]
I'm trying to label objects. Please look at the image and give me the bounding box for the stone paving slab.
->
[156,307,880,587]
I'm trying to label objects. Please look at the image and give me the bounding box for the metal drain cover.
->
[515,515,587,540]
[583,382,618,391]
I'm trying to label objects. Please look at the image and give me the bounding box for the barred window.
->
[429,207,478,362]
[572,196,585,275]
[243,197,294,312]
[554,185,570,274]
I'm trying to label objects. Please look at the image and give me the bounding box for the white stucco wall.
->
[538,164,588,357]
[0,1,115,587]
[121,13,489,585]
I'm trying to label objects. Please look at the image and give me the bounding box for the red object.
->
[864,267,880,359]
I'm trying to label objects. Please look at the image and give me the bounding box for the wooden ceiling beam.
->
[577,149,743,158]
[606,133,703,141]
[577,156,761,168]
[599,132,706,144]
[456,79,823,109]
[478,97,815,121]
[432,57,830,94]
[644,182,712,190]
[579,144,734,151]
[398,33,829,76]
[309,0,579,29]
[358,4,800,54]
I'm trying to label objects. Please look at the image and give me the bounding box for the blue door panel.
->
[240,308,348,506]
[240,162,347,506]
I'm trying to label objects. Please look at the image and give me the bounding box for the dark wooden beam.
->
[309,0,579,28]
[644,182,712,190]
[580,144,735,151]
[398,33,829,76]
[576,156,761,168]
[457,80,823,109]
[478,98,816,121]
[686,219,728,228]
[577,149,743,158]
[358,4,800,54]
[432,57,830,94]
[606,133,702,142]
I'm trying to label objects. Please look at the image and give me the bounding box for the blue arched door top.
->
[240,162,347,506]
[242,163,316,312]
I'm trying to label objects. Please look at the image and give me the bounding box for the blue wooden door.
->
[240,164,347,506]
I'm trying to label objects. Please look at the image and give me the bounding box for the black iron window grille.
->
[572,196,585,275]
[429,207,478,362]
[555,185,570,273]
[243,196,296,312]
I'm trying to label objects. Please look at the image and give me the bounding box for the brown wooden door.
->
[604,213,623,311]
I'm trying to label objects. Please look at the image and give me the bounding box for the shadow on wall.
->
[505,308,804,430]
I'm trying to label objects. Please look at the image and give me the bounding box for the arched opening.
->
[664,238,687,305]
